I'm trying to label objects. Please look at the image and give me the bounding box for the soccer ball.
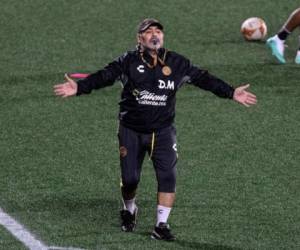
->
[241,17,267,41]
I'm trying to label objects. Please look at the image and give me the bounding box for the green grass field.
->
[1,0,300,249]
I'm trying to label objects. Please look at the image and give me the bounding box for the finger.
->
[246,95,257,102]
[54,90,65,96]
[245,92,256,99]
[53,83,67,89]
[246,99,257,105]
[54,87,66,94]
[239,84,250,91]
[54,89,64,94]
[245,97,257,104]
[53,84,63,89]
[64,73,74,83]
[54,85,63,91]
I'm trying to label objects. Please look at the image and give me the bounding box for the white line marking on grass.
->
[0,207,48,250]
[0,207,86,250]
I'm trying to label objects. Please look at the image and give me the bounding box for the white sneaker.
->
[266,35,286,64]
[295,51,300,64]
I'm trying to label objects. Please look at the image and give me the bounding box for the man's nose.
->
[151,30,158,36]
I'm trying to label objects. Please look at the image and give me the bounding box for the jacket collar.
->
[139,47,166,64]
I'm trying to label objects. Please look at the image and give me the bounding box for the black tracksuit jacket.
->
[76,48,234,133]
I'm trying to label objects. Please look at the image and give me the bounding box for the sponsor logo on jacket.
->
[136,90,168,106]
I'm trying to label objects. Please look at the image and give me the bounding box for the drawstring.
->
[149,132,155,159]
[157,49,167,66]
[140,49,168,69]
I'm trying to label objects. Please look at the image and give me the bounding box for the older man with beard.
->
[54,18,257,241]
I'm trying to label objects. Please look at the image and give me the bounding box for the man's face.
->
[138,26,164,50]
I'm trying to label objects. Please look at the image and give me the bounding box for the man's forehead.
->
[143,25,163,32]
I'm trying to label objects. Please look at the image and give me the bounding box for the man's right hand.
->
[54,74,78,98]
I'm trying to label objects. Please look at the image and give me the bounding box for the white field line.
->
[0,207,86,250]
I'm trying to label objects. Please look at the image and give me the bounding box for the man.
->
[54,18,257,241]
[267,8,300,64]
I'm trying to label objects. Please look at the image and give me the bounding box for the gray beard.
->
[140,42,161,52]
[150,43,161,50]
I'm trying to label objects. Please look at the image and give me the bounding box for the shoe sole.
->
[121,225,135,232]
[266,40,286,64]
[151,231,161,240]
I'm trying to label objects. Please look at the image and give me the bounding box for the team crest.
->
[162,66,172,76]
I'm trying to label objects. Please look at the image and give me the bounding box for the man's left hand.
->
[233,84,257,107]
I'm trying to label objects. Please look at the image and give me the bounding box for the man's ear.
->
[137,34,142,44]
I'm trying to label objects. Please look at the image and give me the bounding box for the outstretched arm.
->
[54,74,78,98]
[53,53,128,97]
[233,84,257,107]
[183,59,257,106]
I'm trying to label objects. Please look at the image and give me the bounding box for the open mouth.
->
[151,37,160,45]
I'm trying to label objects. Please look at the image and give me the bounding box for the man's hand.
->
[54,74,78,98]
[233,84,257,107]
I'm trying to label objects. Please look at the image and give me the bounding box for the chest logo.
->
[162,66,172,76]
[137,65,145,73]
[158,79,174,90]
